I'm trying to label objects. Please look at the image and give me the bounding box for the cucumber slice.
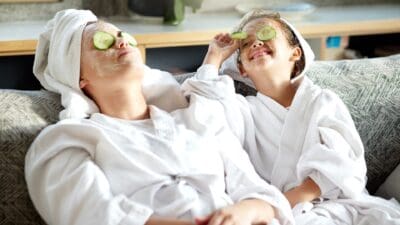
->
[121,32,137,47]
[93,31,115,50]
[230,31,248,40]
[256,25,276,41]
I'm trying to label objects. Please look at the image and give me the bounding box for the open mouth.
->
[250,48,273,60]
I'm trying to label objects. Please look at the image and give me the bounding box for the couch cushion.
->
[305,55,400,193]
[0,89,62,224]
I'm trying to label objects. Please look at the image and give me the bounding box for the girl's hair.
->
[235,10,305,78]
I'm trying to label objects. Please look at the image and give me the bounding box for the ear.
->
[290,46,302,61]
[79,78,89,89]
[238,62,248,77]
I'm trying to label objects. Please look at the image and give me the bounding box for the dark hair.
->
[235,10,305,78]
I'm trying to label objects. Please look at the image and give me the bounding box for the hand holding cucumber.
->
[203,33,239,69]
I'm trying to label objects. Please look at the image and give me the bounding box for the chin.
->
[253,59,272,70]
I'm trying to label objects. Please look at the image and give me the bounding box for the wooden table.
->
[1,4,399,60]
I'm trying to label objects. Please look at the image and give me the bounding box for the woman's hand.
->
[284,177,321,208]
[195,199,275,225]
[145,216,194,225]
[203,33,239,69]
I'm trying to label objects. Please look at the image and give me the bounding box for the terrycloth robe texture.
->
[181,17,400,225]
[25,91,294,225]
[33,9,188,120]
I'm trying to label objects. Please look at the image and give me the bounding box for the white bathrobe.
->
[182,64,400,225]
[25,91,294,225]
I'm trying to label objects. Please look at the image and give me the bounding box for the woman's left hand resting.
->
[195,199,275,225]
[203,33,239,69]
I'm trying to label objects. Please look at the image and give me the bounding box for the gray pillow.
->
[0,89,61,224]
[306,55,400,193]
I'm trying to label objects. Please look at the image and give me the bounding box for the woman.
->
[183,10,400,225]
[25,9,294,225]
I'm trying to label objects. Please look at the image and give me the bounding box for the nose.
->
[251,40,264,49]
[116,37,129,49]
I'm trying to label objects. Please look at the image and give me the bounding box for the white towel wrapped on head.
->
[33,9,188,120]
[33,9,98,120]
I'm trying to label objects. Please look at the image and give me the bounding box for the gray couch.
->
[1,55,399,224]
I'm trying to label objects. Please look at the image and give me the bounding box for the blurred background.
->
[0,0,398,21]
[0,0,399,87]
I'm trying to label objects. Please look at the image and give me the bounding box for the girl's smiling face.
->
[238,18,302,80]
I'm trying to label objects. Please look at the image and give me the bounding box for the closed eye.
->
[241,41,249,48]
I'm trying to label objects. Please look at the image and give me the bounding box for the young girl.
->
[182,10,400,225]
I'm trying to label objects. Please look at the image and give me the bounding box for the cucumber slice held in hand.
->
[256,25,276,41]
[121,32,137,47]
[93,31,116,50]
[230,31,248,40]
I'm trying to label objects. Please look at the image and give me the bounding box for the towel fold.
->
[33,9,98,119]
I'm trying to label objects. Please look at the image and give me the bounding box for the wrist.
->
[285,178,321,208]
[203,52,223,69]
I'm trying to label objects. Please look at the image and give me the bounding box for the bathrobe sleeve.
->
[296,89,367,199]
[216,129,294,225]
[181,64,253,145]
[25,122,153,225]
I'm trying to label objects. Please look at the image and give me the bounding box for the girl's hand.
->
[195,199,275,225]
[203,33,239,69]
[284,177,321,208]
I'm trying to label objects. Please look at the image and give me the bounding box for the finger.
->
[194,219,208,225]
[224,33,233,41]
[217,35,226,44]
[207,212,225,225]
[220,215,235,225]
[214,33,224,41]
[233,39,240,47]
[222,34,232,43]
[195,214,212,225]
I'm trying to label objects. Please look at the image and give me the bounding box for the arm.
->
[296,90,367,200]
[181,34,252,144]
[210,130,294,225]
[203,33,239,69]
[181,33,239,100]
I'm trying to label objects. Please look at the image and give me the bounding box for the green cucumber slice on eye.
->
[93,31,116,50]
[256,25,276,41]
[121,32,137,47]
[230,31,248,40]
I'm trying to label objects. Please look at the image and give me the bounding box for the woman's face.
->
[80,22,144,91]
[238,18,301,79]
